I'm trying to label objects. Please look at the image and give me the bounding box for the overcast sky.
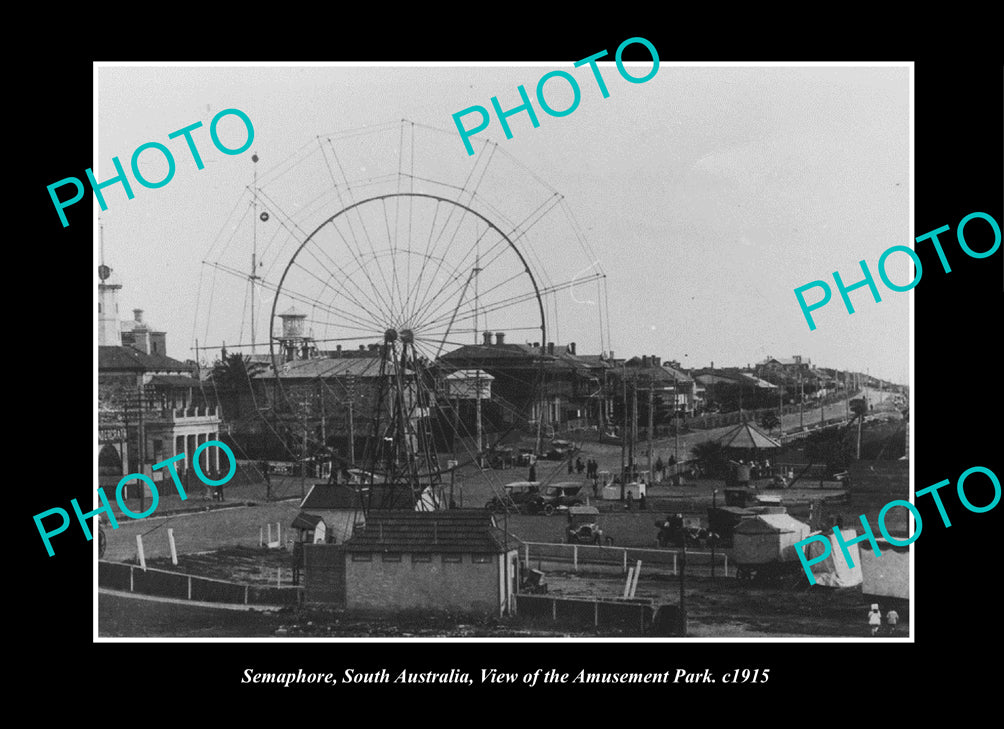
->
[95,63,910,383]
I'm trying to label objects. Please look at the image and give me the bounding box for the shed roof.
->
[734,513,809,535]
[291,512,323,530]
[341,510,517,553]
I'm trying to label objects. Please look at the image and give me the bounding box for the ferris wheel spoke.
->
[399,198,441,323]
[326,222,402,328]
[381,198,406,317]
[286,262,388,334]
[405,201,496,324]
[407,225,498,330]
[300,241,395,328]
[305,234,397,327]
[417,286,546,336]
[417,268,527,335]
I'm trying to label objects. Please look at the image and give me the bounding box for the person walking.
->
[886,608,900,636]
[868,604,882,636]
[528,463,537,482]
[575,457,585,475]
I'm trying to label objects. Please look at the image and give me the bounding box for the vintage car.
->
[543,439,575,461]
[536,483,585,515]
[565,505,612,545]
[485,481,541,514]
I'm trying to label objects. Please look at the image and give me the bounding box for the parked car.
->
[537,483,585,515]
[544,439,575,461]
[565,505,612,545]
[485,481,541,514]
[487,446,516,469]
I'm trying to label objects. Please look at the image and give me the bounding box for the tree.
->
[691,440,729,478]
[210,351,267,418]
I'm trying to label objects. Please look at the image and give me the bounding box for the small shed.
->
[291,512,327,544]
[318,510,521,616]
[733,513,811,565]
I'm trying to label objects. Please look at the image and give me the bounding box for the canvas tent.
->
[733,513,812,565]
[804,529,863,587]
[860,537,908,598]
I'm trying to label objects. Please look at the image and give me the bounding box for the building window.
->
[411,554,431,563]
[442,554,462,563]
[381,553,401,562]
[471,554,492,564]
[351,553,372,562]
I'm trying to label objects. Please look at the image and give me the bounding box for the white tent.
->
[805,529,863,587]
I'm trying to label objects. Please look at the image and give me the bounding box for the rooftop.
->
[341,509,519,553]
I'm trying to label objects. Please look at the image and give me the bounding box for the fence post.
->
[524,543,529,570]
[594,600,599,628]
[129,565,134,592]
[136,535,146,572]
[187,575,192,600]
[245,585,249,605]
[623,549,628,574]
[573,545,578,572]
[673,553,677,575]
[724,553,728,576]
[168,528,178,566]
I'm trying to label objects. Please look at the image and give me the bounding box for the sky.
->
[95,62,910,384]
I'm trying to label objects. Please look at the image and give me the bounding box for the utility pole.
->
[630,380,638,478]
[845,370,850,419]
[799,372,804,429]
[674,373,680,472]
[250,154,260,355]
[301,393,308,498]
[678,537,688,636]
[647,374,654,482]
[620,365,627,489]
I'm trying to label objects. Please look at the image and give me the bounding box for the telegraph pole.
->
[647,374,654,482]
[799,372,804,429]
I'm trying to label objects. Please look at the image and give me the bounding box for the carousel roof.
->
[718,421,782,450]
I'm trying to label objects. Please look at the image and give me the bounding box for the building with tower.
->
[97,260,223,497]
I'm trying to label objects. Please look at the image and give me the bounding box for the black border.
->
[22,34,1002,706]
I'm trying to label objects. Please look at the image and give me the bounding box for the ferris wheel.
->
[196,120,610,511]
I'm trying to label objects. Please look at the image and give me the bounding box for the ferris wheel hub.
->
[384,328,398,343]
[400,328,414,344]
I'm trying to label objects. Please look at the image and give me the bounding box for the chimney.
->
[359,344,366,351]
[133,308,144,324]
[533,342,540,349]
[482,331,492,345]
[547,342,554,355]
[609,350,614,360]
[495,332,505,345]
[569,341,576,355]
[642,356,650,367]
[653,356,661,366]
[336,344,342,353]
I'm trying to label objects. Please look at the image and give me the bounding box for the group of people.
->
[867,603,901,636]
[735,458,774,480]
[653,455,677,483]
